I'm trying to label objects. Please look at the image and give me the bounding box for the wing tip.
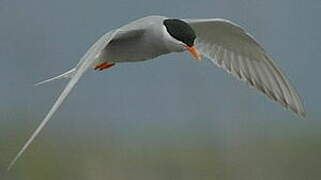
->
[7,157,18,171]
[299,112,306,120]
[295,108,306,120]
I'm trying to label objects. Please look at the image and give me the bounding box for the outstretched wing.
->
[184,18,305,118]
[8,29,120,170]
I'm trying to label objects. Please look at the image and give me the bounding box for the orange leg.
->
[94,62,115,71]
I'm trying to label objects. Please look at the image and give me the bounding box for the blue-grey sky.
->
[0,0,320,179]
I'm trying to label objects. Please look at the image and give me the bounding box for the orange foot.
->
[94,62,115,71]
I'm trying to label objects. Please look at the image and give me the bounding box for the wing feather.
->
[185,18,305,117]
[8,29,120,170]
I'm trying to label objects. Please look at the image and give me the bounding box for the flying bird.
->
[8,15,305,170]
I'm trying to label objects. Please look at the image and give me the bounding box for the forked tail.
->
[35,68,76,86]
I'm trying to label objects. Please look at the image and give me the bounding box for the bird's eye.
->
[163,19,196,47]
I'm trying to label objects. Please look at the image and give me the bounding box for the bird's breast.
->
[101,34,171,63]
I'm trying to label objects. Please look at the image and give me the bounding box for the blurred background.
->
[0,0,320,179]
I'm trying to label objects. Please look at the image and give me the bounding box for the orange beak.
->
[186,46,202,61]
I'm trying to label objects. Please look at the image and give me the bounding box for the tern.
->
[8,15,305,170]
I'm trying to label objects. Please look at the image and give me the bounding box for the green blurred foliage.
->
[1,110,321,180]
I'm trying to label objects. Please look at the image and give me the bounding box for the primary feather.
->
[184,18,305,118]
[7,29,119,170]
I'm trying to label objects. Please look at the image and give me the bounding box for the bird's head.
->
[163,19,202,61]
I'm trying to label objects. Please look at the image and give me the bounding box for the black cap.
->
[163,19,196,47]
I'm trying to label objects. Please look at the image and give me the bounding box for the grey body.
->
[8,15,305,171]
[100,16,184,63]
